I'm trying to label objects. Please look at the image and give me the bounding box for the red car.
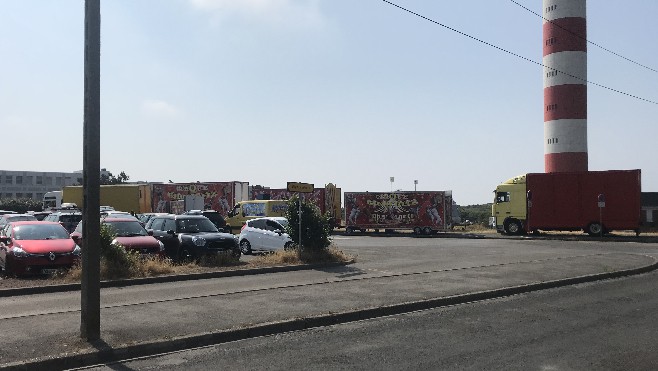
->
[71,218,165,257]
[0,221,81,276]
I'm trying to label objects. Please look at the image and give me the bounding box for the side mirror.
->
[147,230,154,236]
[70,233,81,244]
[274,229,283,236]
[166,230,175,235]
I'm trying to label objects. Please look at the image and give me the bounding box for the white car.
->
[238,217,293,254]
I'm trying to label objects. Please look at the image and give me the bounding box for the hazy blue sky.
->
[1,0,656,205]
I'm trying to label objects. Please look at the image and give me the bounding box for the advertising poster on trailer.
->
[152,183,234,215]
[345,191,452,231]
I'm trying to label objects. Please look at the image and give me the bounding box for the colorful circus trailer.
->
[344,191,453,235]
[250,183,342,227]
[151,181,249,216]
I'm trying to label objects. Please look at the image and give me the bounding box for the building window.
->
[16,193,23,198]
[16,176,22,184]
[5,175,12,184]
[36,176,43,185]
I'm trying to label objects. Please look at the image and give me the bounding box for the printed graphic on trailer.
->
[345,192,448,228]
[152,183,234,215]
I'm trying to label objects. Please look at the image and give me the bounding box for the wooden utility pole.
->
[81,0,101,341]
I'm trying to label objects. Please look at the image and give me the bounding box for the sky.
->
[1,0,656,206]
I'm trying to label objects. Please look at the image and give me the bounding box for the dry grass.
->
[52,247,352,283]
[250,247,354,266]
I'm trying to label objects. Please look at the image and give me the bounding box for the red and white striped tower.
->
[543,0,588,172]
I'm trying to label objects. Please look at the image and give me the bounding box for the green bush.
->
[0,198,43,213]
[99,224,141,279]
[284,195,331,251]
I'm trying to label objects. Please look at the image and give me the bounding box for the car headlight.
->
[72,245,82,256]
[12,246,29,258]
[158,240,165,252]
[192,236,206,247]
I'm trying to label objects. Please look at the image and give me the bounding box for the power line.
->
[380,0,658,106]
[509,0,658,74]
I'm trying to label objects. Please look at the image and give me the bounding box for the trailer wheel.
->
[423,227,433,235]
[586,222,603,236]
[345,227,354,235]
[413,227,422,235]
[504,219,522,235]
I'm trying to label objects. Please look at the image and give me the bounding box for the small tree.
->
[284,195,331,251]
[100,171,130,185]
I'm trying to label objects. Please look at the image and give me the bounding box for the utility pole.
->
[81,0,101,341]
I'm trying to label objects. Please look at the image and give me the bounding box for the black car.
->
[183,210,229,233]
[145,214,240,261]
[43,210,83,234]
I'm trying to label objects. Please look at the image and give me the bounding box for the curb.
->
[0,261,352,298]
[4,255,657,371]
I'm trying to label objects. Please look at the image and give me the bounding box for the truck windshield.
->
[496,192,510,203]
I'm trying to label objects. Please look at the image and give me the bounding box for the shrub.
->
[284,195,331,251]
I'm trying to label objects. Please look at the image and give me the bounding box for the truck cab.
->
[492,174,527,235]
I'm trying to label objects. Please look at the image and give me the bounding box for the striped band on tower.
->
[543,0,588,173]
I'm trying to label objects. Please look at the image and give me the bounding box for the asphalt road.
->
[82,270,658,371]
[2,235,657,368]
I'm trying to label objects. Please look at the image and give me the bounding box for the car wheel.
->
[586,222,603,236]
[178,246,194,263]
[240,240,252,255]
[231,247,241,259]
[284,242,294,251]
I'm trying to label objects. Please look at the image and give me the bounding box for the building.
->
[0,170,81,201]
[0,169,112,201]
[641,192,658,228]
[543,0,588,172]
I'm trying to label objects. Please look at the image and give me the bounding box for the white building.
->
[0,169,111,201]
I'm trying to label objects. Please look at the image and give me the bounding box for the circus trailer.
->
[251,183,342,227]
[344,191,452,235]
[151,181,249,215]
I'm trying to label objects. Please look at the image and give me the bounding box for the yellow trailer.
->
[62,184,152,213]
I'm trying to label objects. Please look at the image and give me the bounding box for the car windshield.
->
[104,221,148,237]
[176,218,218,233]
[12,224,70,240]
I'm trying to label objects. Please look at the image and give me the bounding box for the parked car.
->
[0,214,38,230]
[137,212,169,226]
[43,210,83,234]
[71,218,165,257]
[0,221,81,275]
[146,214,240,262]
[184,210,230,233]
[28,211,52,221]
[238,217,293,255]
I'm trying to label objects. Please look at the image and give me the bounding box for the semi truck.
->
[250,183,342,227]
[344,191,453,235]
[492,170,641,236]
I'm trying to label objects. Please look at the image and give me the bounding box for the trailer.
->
[151,181,249,216]
[492,169,641,236]
[250,183,342,227]
[62,184,152,213]
[344,191,452,235]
